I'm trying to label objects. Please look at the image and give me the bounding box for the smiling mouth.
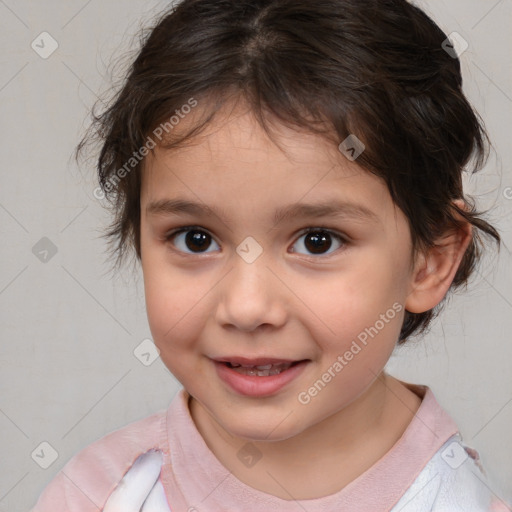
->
[224,361,301,377]
[213,357,309,396]
[214,357,307,377]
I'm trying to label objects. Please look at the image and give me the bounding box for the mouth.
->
[218,360,303,377]
[212,357,310,397]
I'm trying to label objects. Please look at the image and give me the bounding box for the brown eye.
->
[166,227,219,254]
[291,229,346,257]
[165,226,347,258]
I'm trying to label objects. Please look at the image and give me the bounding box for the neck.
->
[188,372,420,499]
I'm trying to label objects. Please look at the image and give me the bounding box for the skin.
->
[139,100,472,500]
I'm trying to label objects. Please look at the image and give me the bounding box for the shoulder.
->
[392,434,508,512]
[30,408,169,512]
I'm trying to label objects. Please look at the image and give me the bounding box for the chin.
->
[218,410,304,442]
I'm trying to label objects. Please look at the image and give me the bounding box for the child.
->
[31,0,510,510]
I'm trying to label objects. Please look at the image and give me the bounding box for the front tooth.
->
[241,364,255,368]
[255,364,272,370]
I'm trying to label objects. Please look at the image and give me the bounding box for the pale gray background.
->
[0,1,511,511]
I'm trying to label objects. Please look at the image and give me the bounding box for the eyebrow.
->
[146,198,379,227]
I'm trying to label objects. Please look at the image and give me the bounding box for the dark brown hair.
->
[77,0,501,344]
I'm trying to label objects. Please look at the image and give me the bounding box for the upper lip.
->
[212,356,306,366]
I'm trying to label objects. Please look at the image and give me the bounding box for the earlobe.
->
[405,202,473,314]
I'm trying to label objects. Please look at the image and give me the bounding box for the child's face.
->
[140,103,418,441]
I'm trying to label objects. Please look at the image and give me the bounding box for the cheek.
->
[295,273,403,418]
[142,259,236,388]
[145,284,206,382]
[307,259,405,359]
[142,253,205,362]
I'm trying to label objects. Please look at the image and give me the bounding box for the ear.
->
[405,200,473,314]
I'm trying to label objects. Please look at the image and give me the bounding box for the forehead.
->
[148,99,344,166]
[141,101,398,228]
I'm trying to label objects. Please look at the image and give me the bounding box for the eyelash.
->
[164,225,349,259]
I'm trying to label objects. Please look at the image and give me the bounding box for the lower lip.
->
[213,360,308,397]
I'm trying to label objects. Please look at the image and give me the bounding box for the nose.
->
[214,257,288,333]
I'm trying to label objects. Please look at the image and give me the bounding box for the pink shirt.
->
[31,381,509,511]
